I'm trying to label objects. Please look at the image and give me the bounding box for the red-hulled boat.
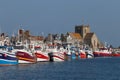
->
[93,48,112,57]
[16,50,37,63]
[35,51,49,62]
[80,51,87,59]
[52,52,65,61]
[12,42,37,64]
[112,51,120,57]
[33,46,49,62]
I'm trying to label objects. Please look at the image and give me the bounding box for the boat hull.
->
[48,52,65,62]
[93,52,112,57]
[0,52,18,65]
[16,51,36,64]
[112,53,120,57]
[0,59,18,66]
[35,52,49,62]
[71,53,80,60]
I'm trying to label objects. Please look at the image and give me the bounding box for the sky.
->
[0,0,120,47]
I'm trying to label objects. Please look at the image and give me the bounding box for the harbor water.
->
[0,57,120,80]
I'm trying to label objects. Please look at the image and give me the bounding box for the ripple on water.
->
[0,57,120,80]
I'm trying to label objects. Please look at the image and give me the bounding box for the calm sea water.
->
[0,57,120,80]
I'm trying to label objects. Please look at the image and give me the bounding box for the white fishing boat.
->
[48,48,65,62]
[34,46,49,62]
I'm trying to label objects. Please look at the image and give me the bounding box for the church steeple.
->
[75,24,90,39]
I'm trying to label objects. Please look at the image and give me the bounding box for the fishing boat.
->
[69,46,80,60]
[53,52,65,61]
[81,48,94,58]
[70,47,90,60]
[80,50,87,59]
[34,46,49,62]
[42,44,66,62]
[12,42,37,64]
[111,51,120,57]
[0,50,18,66]
[48,52,65,62]
[71,49,93,60]
[48,49,65,62]
[71,50,80,60]
[15,50,36,64]
[93,48,112,57]
[85,50,94,58]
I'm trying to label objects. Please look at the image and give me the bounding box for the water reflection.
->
[0,58,120,80]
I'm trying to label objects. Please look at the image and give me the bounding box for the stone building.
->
[84,32,98,49]
[66,32,83,46]
[30,36,44,45]
[75,25,90,39]
[17,29,44,45]
[75,25,102,49]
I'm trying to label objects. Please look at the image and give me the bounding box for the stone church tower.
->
[75,25,90,39]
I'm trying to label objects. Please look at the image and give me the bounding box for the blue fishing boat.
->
[0,51,18,66]
[71,50,80,60]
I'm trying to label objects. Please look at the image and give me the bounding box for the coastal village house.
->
[45,34,62,45]
[45,34,54,44]
[0,27,117,50]
[0,33,10,46]
[43,24,103,50]
[75,25,102,49]
[0,33,5,46]
[16,25,103,50]
[53,34,62,44]
[66,32,83,47]
[17,29,44,46]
